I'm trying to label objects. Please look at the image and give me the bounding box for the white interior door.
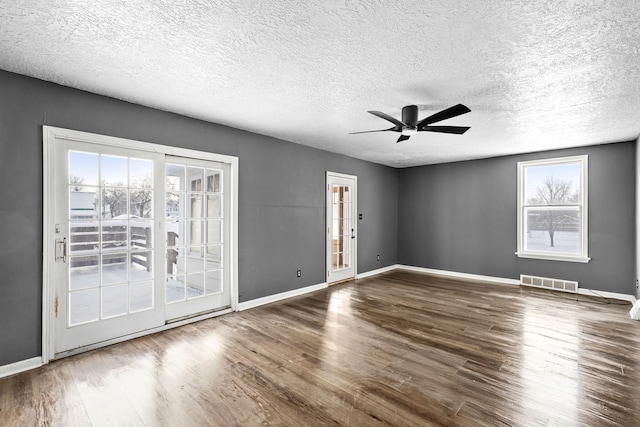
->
[326,172,357,284]
[52,139,165,356]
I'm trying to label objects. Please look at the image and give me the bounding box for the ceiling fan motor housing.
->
[402,105,419,127]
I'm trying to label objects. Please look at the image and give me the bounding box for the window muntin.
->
[517,156,589,263]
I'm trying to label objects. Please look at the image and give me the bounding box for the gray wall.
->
[636,135,640,300]
[0,70,398,366]
[398,142,636,295]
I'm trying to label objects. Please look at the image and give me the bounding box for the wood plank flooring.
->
[2,270,640,426]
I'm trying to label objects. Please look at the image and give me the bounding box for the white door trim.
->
[326,171,357,284]
[42,126,239,363]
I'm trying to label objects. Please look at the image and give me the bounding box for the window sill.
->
[515,252,591,263]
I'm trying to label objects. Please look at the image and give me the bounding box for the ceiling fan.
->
[351,104,471,143]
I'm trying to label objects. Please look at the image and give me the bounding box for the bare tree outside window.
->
[102,183,127,218]
[131,174,153,218]
[69,174,85,191]
[527,176,579,247]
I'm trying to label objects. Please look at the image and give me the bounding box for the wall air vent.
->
[520,274,578,294]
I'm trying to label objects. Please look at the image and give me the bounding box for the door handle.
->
[55,237,67,263]
[351,228,355,239]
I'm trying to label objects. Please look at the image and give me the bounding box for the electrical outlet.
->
[377,255,380,261]
[297,270,301,277]
[636,279,639,289]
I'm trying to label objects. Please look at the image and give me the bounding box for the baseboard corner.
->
[630,300,640,320]
[0,356,43,379]
[356,264,401,280]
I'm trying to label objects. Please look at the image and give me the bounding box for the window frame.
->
[516,155,590,263]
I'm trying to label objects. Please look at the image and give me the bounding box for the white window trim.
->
[516,155,590,263]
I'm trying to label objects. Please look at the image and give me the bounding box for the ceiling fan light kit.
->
[351,104,471,143]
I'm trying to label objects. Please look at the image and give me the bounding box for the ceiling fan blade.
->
[420,125,471,135]
[368,110,405,129]
[396,134,411,143]
[417,104,471,128]
[350,127,397,134]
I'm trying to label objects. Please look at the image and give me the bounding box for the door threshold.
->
[52,307,234,361]
[328,277,356,286]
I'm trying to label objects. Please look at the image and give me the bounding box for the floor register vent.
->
[520,274,578,294]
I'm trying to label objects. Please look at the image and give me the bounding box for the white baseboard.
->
[630,301,640,320]
[398,265,636,303]
[0,357,42,379]
[238,282,328,311]
[356,264,401,279]
[397,265,521,286]
[578,288,637,304]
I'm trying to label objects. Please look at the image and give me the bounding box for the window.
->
[517,155,589,263]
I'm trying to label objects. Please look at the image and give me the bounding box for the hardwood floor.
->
[2,270,640,426]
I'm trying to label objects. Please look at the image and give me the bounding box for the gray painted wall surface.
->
[398,142,636,296]
[0,70,398,366]
[636,135,640,300]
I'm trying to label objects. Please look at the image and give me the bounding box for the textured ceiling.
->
[1,0,639,167]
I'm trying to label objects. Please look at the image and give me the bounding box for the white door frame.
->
[326,171,357,284]
[42,126,239,363]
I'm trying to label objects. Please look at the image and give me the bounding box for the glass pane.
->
[69,255,100,290]
[166,164,185,191]
[341,202,351,219]
[342,220,352,236]
[205,270,222,295]
[206,245,222,269]
[206,169,221,192]
[166,192,183,218]
[206,195,222,218]
[190,219,203,245]
[101,155,128,187]
[343,186,351,202]
[525,208,581,253]
[525,163,581,205]
[166,220,183,247]
[102,253,128,285]
[166,248,186,275]
[69,288,99,325]
[187,247,205,272]
[130,251,153,281]
[69,151,99,186]
[130,190,153,218]
[332,250,341,271]
[130,158,153,188]
[207,219,222,244]
[102,187,128,218]
[166,275,186,303]
[102,284,128,318]
[69,222,99,254]
[187,273,205,299]
[188,167,204,191]
[190,194,203,218]
[130,221,153,250]
[69,187,99,220]
[101,221,128,251]
[130,281,153,312]
[343,252,351,269]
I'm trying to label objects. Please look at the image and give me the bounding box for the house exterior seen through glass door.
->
[326,172,357,284]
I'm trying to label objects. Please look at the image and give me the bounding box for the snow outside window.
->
[516,155,589,263]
